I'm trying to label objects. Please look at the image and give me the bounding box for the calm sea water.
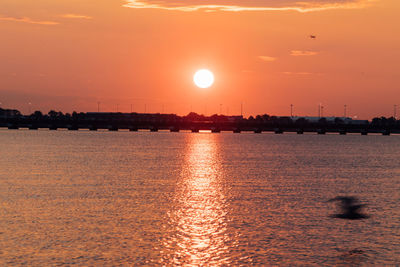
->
[0,130,399,266]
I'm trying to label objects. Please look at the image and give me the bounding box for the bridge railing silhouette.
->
[1,115,399,135]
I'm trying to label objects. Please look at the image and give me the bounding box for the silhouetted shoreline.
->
[1,108,399,135]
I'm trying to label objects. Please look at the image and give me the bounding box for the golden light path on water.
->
[161,134,232,265]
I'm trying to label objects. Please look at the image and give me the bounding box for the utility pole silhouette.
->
[318,104,321,118]
[290,104,293,117]
[344,104,347,117]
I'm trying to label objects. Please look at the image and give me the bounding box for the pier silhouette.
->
[1,108,400,135]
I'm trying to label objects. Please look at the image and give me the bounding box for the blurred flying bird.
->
[310,35,316,39]
[328,196,369,220]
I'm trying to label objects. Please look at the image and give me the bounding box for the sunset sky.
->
[0,0,399,119]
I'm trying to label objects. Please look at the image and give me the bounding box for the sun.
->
[194,69,214,88]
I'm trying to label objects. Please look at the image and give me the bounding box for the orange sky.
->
[0,0,399,119]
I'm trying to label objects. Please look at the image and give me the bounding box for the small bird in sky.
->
[310,35,316,39]
[328,196,369,220]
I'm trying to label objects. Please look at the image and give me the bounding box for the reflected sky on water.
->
[0,131,399,265]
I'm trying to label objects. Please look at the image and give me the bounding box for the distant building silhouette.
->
[0,108,21,119]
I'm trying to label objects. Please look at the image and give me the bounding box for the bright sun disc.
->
[194,69,214,88]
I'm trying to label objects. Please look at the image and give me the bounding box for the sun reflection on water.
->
[161,134,230,266]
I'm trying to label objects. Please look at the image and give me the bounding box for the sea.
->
[0,130,399,266]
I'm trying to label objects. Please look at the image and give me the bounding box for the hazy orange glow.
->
[0,0,399,118]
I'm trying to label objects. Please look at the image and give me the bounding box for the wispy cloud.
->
[123,0,375,12]
[282,71,313,75]
[290,50,319,56]
[281,71,323,75]
[259,56,277,62]
[61,14,93,20]
[0,16,59,25]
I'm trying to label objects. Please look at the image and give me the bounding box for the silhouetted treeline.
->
[371,116,400,127]
[1,107,400,130]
